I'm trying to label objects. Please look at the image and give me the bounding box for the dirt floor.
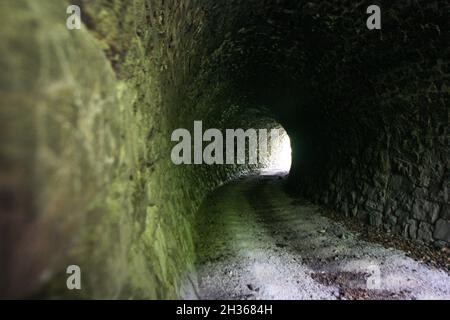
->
[185,172,450,300]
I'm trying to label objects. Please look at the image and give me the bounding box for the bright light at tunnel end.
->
[170,121,292,173]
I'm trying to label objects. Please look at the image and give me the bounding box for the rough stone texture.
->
[0,0,271,299]
[434,220,450,242]
[0,0,449,299]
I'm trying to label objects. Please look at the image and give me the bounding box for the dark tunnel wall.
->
[0,0,448,298]
[0,0,281,298]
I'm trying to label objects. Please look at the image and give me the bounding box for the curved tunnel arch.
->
[0,0,448,299]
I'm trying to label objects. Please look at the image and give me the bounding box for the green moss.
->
[0,0,266,299]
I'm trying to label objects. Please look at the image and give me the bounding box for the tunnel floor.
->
[189,174,450,300]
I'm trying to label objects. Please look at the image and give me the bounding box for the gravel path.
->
[188,173,450,300]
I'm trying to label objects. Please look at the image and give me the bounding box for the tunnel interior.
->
[0,0,448,299]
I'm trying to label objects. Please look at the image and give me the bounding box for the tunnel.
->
[0,0,449,299]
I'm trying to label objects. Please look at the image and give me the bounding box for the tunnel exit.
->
[266,128,292,173]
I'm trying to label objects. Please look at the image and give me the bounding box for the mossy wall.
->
[0,0,274,298]
[1,0,448,299]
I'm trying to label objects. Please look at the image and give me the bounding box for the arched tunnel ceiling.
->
[148,0,449,190]
[82,0,448,128]
[77,0,450,248]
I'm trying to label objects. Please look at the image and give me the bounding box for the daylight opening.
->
[266,127,292,173]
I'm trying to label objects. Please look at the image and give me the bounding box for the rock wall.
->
[181,0,449,248]
[286,1,450,247]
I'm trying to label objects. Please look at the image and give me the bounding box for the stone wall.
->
[285,1,450,247]
[0,0,275,298]
[0,0,448,299]
[175,0,449,247]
